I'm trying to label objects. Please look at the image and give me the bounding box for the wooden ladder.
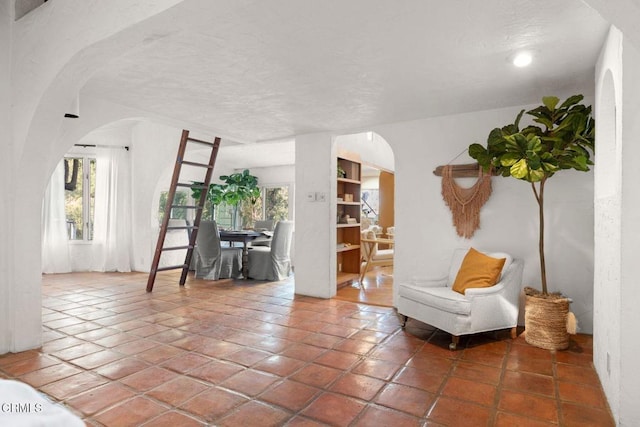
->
[146,130,221,292]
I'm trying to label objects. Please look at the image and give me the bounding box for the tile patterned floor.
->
[0,272,614,426]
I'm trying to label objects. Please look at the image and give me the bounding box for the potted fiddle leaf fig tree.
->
[468,94,595,350]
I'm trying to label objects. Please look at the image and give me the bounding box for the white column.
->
[294,133,336,298]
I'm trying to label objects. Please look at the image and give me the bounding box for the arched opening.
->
[333,131,395,306]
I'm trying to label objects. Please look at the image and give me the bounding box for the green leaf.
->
[487,128,505,147]
[526,134,542,153]
[468,143,487,160]
[513,134,529,150]
[513,109,525,131]
[559,94,584,109]
[528,168,545,182]
[510,159,529,179]
[541,161,559,173]
[500,153,521,167]
[542,96,559,111]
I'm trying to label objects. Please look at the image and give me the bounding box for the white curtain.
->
[42,161,72,273]
[92,147,132,272]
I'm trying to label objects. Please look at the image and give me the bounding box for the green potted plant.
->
[468,94,595,350]
[192,169,260,229]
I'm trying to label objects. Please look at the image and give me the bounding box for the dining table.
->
[219,230,263,278]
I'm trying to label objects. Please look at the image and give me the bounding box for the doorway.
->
[334,132,395,306]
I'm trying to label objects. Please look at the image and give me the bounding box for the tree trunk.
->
[534,178,548,294]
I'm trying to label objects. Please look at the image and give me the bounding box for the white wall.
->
[0,0,14,353]
[619,35,640,427]
[131,122,183,272]
[250,165,295,192]
[594,27,640,426]
[594,26,623,424]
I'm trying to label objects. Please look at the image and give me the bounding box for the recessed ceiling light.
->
[513,52,533,68]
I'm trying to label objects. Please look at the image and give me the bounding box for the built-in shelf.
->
[337,244,360,253]
[336,155,362,285]
[337,177,361,185]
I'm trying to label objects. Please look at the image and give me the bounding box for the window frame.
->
[258,183,292,221]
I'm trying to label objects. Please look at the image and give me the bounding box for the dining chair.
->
[249,219,275,247]
[247,220,294,280]
[254,219,275,231]
[194,220,243,280]
[359,229,394,285]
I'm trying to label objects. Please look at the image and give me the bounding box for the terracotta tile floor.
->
[335,266,394,307]
[0,271,614,426]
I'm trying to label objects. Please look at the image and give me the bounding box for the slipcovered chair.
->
[247,220,293,280]
[397,248,524,350]
[359,229,394,283]
[249,219,275,248]
[254,219,275,231]
[194,221,242,280]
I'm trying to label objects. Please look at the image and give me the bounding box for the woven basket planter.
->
[524,287,570,350]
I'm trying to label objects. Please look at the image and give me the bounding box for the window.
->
[158,191,189,223]
[263,186,289,221]
[64,157,96,240]
[239,185,290,227]
[163,184,291,230]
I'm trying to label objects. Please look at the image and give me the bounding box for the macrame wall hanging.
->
[440,164,492,239]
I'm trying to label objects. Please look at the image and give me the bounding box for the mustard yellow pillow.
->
[452,248,506,295]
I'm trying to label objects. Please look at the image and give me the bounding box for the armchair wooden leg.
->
[401,315,408,328]
[449,335,459,351]
[510,327,517,339]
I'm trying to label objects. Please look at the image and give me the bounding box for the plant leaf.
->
[510,159,529,179]
[542,96,559,111]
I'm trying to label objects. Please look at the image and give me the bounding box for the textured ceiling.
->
[83,0,609,145]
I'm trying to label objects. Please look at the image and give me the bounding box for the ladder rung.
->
[187,137,216,147]
[162,245,193,251]
[176,182,206,189]
[167,226,193,230]
[170,205,201,209]
[156,264,188,272]
[181,160,212,168]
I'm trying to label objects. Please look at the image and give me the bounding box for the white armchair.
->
[397,248,524,349]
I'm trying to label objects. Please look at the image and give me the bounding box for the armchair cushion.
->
[400,284,471,315]
[452,248,506,295]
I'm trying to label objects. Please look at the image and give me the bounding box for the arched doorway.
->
[334,131,395,306]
